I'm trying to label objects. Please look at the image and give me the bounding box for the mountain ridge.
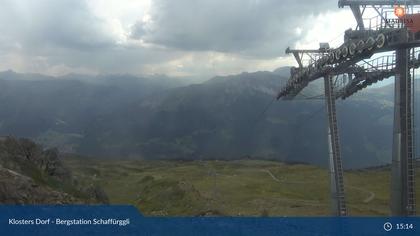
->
[0,68,408,169]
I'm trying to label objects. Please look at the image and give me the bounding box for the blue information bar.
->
[0,205,419,236]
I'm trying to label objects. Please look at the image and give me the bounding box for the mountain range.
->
[0,68,413,169]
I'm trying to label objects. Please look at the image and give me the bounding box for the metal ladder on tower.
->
[407,66,416,215]
[324,75,347,216]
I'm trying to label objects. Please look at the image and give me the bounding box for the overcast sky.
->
[0,0,356,79]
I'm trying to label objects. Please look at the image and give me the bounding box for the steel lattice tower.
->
[277,0,420,216]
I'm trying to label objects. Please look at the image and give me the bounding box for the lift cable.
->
[253,96,276,125]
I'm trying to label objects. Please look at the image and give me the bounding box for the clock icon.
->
[384,222,393,232]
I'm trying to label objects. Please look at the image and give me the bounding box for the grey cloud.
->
[132,0,336,58]
[0,0,181,74]
[0,0,115,52]
[0,0,340,77]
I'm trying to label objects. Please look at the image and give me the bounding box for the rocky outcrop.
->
[0,166,79,204]
[0,136,108,204]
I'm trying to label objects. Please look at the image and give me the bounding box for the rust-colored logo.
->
[393,5,420,33]
[394,6,406,18]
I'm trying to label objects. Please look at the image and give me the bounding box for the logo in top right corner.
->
[394,5,406,18]
[393,5,420,33]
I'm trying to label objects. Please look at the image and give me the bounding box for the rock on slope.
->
[0,136,108,204]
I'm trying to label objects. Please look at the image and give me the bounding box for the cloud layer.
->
[133,0,336,58]
[0,0,344,78]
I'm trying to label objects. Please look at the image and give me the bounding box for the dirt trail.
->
[263,169,375,203]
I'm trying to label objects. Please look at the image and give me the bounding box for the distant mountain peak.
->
[272,66,292,76]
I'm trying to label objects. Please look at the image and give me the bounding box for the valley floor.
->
[64,158,420,216]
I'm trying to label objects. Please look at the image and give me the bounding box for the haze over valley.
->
[0,68,408,169]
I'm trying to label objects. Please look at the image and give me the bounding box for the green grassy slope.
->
[64,158,420,216]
